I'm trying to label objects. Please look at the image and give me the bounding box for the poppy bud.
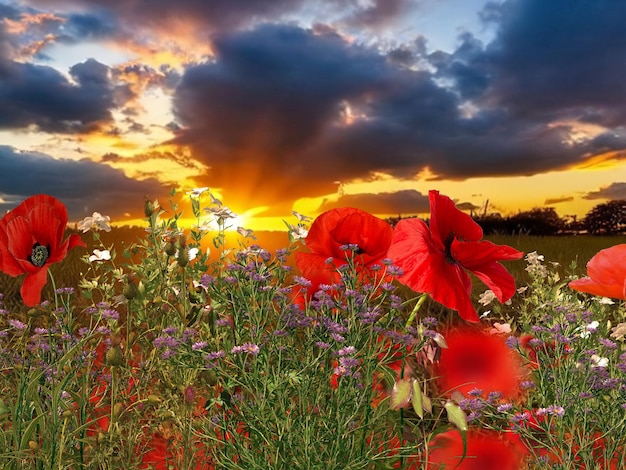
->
[112,402,124,419]
[144,197,154,217]
[164,240,176,257]
[178,247,189,267]
[105,346,125,367]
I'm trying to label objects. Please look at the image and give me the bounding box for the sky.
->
[2,0,626,230]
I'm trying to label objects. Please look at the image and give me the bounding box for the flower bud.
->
[112,402,124,419]
[144,197,154,217]
[164,241,176,257]
[105,346,125,367]
[178,247,189,267]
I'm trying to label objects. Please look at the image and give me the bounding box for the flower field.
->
[0,190,625,469]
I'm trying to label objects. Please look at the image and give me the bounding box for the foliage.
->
[582,200,626,235]
[0,191,625,469]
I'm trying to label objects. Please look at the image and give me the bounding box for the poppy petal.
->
[451,239,523,301]
[5,217,39,274]
[20,268,49,307]
[295,252,343,290]
[428,190,483,249]
[389,218,479,322]
[427,429,528,470]
[436,328,523,399]
[568,277,625,299]
[28,198,65,251]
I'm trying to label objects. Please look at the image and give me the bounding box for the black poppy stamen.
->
[29,243,50,267]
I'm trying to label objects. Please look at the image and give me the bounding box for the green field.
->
[1,231,624,315]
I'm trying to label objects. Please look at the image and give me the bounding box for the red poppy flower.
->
[427,429,528,469]
[435,327,524,399]
[568,244,626,299]
[0,194,85,306]
[387,190,523,322]
[295,207,393,294]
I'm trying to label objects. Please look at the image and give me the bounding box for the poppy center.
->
[443,233,456,263]
[29,243,49,267]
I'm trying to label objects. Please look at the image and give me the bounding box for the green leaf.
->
[411,380,423,418]
[390,379,412,410]
[422,391,433,414]
[444,400,468,432]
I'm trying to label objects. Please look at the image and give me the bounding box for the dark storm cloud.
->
[316,189,430,215]
[0,146,170,220]
[24,0,410,36]
[479,0,626,125]
[0,58,124,133]
[342,0,411,29]
[8,0,626,215]
[63,12,118,41]
[583,183,626,201]
[171,20,626,208]
[172,24,395,202]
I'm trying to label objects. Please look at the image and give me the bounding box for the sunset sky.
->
[2,0,626,230]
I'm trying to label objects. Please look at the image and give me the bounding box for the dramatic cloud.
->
[583,183,626,202]
[168,1,626,211]
[0,146,169,220]
[316,189,430,215]
[24,0,412,37]
[172,23,396,205]
[0,57,127,133]
[2,0,626,220]
[480,0,626,126]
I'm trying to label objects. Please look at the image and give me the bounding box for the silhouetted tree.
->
[507,208,564,235]
[583,200,626,234]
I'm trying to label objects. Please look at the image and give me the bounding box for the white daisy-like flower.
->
[89,249,111,262]
[590,354,609,368]
[478,289,496,306]
[78,212,111,232]
[187,187,209,198]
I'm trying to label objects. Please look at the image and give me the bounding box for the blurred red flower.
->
[388,190,523,322]
[295,207,393,294]
[435,327,524,399]
[0,194,85,306]
[427,429,528,469]
[568,244,626,299]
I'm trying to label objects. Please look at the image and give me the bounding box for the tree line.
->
[387,200,626,236]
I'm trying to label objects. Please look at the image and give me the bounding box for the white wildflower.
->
[579,321,600,338]
[187,187,209,198]
[610,322,626,341]
[292,211,311,223]
[89,249,111,262]
[78,212,111,232]
[237,227,256,239]
[478,289,497,306]
[287,223,309,240]
[590,354,609,368]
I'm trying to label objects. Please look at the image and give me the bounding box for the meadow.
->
[1,230,623,315]
[0,192,625,469]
